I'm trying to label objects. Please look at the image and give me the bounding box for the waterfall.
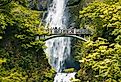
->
[45,0,76,82]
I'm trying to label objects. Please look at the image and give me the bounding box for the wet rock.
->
[67,0,81,6]
[28,0,48,11]
[67,0,96,28]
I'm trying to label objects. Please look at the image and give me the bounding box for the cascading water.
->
[45,0,76,82]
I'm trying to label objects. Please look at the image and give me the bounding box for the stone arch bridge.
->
[38,28,93,41]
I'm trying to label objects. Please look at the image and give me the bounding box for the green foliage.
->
[74,1,121,82]
[63,68,75,73]
[0,0,55,82]
[76,39,121,81]
[104,0,121,5]
[13,0,29,7]
[79,1,121,41]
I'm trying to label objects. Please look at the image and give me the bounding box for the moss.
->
[63,68,75,73]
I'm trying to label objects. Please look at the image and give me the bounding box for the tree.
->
[74,1,121,82]
[0,0,55,82]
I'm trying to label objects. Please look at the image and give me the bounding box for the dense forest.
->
[0,0,121,82]
[0,0,55,82]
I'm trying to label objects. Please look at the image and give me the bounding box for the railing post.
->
[74,29,76,34]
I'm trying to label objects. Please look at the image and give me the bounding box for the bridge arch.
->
[43,35,88,42]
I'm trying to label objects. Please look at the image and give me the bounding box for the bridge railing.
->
[42,28,93,35]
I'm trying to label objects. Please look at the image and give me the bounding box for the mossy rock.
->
[63,68,75,73]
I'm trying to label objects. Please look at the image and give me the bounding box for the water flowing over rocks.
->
[54,73,76,82]
[45,0,79,81]
[43,0,97,82]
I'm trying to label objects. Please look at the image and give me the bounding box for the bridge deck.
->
[38,28,92,41]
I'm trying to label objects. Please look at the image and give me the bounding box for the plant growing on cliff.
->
[74,1,121,82]
[0,0,55,82]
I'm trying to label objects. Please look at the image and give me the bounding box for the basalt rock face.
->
[33,0,96,28]
[68,0,95,63]
[38,0,48,11]
[28,0,48,11]
[37,0,95,26]
[67,0,81,6]
[67,0,96,28]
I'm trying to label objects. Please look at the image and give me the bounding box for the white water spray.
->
[45,0,76,82]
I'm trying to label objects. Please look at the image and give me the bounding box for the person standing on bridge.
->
[54,27,58,34]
